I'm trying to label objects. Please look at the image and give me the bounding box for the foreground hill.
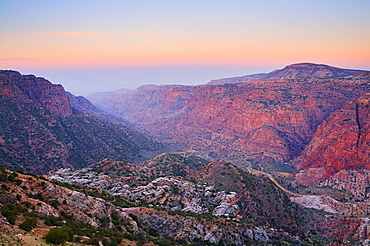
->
[89,63,370,163]
[48,153,313,241]
[0,70,163,173]
[41,151,370,245]
[0,162,318,245]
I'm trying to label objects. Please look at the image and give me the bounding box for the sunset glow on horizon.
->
[1,0,370,95]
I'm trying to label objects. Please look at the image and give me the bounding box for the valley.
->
[1,63,370,245]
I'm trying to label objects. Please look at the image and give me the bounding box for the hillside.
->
[0,164,319,245]
[48,153,313,238]
[0,70,163,173]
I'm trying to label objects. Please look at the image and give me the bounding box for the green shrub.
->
[148,228,159,236]
[1,204,26,225]
[7,174,15,181]
[19,217,37,231]
[44,215,63,226]
[50,200,59,208]
[0,173,7,181]
[15,168,24,174]
[15,179,22,185]
[22,201,32,208]
[35,192,44,201]
[85,237,100,245]
[1,184,10,191]
[44,227,72,244]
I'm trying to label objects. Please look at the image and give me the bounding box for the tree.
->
[44,227,72,244]
[19,218,37,231]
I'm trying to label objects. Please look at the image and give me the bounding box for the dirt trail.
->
[247,168,301,197]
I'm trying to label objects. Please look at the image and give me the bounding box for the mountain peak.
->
[285,62,328,67]
[264,62,364,79]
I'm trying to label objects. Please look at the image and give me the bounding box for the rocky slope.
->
[0,165,307,245]
[43,152,370,245]
[296,93,370,186]
[207,63,364,85]
[49,153,308,236]
[89,71,370,162]
[0,70,163,173]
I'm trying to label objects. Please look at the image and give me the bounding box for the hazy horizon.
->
[11,62,369,96]
[15,65,276,96]
[1,0,370,95]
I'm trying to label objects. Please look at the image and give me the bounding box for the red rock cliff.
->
[296,93,370,185]
[90,76,370,162]
[0,70,72,115]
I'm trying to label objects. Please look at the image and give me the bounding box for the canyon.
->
[89,63,370,165]
[2,63,370,245]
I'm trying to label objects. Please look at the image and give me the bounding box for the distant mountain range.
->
[207,62,365,85]
[0,70,163,173]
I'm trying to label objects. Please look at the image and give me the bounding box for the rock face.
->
[90,73,370,162]
[207,63,364,85]
[0,70,72,115]
[0,171,137,231]
[291,195,370,215]
[296,93,370,186]
[0,70,163,173]
[122,206,271,245]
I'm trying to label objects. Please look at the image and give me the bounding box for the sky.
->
[1,0,370,96]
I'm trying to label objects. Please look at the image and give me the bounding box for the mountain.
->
[295,93,370,187]
[207,63,365,85]
[0,70,163,174]
[264,63,364,79]
[89,65,370,163]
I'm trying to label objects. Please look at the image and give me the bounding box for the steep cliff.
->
[296,93,370,186]
[0,70,72,115]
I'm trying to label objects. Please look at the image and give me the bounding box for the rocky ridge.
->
[49,168,240,218]
[0,70,72,115]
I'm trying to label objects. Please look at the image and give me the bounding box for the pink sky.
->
[1,1,369,94]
